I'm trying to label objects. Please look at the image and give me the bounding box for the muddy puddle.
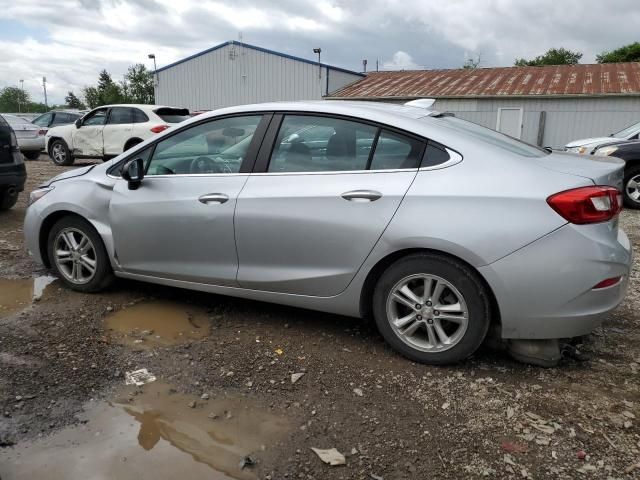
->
[105,300,210,347]
[1,381,289,480]
[0,275,57,319]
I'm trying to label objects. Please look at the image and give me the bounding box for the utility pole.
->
[362,59,368,73]
[42,76,48,110]
[148,53,157,85]
[19,79,24,113]
[313,48,322,79]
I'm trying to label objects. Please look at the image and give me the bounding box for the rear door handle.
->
[198,193,229,204]
[341,190,382,202]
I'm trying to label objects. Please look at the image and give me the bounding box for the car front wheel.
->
[372,253,491,365]
[47,216,114,292]
[49,139,74,166]
[623,166,640,209]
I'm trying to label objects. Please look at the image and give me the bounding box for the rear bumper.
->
[480,222,633,339]
[18,137,45,151]
[0,155,27,192]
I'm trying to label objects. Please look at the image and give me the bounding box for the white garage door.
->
[496,108,523,139]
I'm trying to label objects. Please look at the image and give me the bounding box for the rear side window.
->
[108,107,133,125]
[33,113,53,127]
[421,141,451,168]
[133,109,149,123]
[369,130,424,170]
[268,115,377,172]
[154,108,190,123]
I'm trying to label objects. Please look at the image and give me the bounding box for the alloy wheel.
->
[627,174,640,204]
[385,274,469,353]
[53,228,97,284]
[52,143,66,164]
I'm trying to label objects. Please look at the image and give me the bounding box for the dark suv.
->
[0,114,27,210]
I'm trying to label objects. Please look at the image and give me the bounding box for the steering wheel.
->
[190,156,223,174]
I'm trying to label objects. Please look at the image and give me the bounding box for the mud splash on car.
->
[1,381,290,480]
[105,300,211,347]
[0,275,57,318]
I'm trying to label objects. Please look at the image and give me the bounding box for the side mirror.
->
[121,158,145,190]
[74,118,82,129]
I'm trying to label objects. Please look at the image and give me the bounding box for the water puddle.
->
[0,275,57,319]
[1,382,290,480]
[105,300,210,347]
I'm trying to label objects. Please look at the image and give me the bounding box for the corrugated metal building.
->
[154,40,363,111]
[327,63,640,148]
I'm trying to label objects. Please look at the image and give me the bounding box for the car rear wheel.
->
[23,151,40,160]
[372,253,490,365]
[47,216,114,292]
[49,139,74,166]
[623,166,640,209]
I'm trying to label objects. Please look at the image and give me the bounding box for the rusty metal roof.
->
[327,63,640,99]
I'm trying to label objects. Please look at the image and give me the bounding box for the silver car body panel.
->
[24,100,633,340]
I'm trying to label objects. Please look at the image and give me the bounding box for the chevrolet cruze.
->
[24,101,633,366]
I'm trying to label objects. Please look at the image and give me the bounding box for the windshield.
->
[154,108,191,123]
[614,120,640,138]
[429,116,549,157]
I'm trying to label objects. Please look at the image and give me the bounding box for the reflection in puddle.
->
[105,300,210,347]
[1,382,289,480]
[0,275,57,318]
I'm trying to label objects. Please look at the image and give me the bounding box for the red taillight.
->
[547,186,622,224]
[593,276,622,289]
[150,124,169,133]
[38,129,46,136]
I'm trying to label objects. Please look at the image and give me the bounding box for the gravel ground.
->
[0,157,639,479]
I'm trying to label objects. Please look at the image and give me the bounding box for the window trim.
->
[253,111,432,174]
[106,112,273,178]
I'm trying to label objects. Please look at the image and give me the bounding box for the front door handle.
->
[341,190,382,202]
[198,193,229,204]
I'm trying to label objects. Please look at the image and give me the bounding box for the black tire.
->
[372,253,491,365]
[47,216,114,293]
[49,139,74,166]
[623,165,640,209]
[124,138,142,151]
[0,189,18,211]
[23,151,41,160]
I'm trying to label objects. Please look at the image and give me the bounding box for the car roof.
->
[97,104,177,110]
[202,100,433,121]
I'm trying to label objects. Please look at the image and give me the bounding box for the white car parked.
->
[565,120,640,154]
[45,104,190,165]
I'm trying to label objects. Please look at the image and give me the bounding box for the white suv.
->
[45,104,190,165]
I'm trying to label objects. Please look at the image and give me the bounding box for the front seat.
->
[284,140,312,171]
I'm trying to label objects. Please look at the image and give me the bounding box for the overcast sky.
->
[1,0,639,105]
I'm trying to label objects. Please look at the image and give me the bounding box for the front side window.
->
[369,130,424,170]
[108,107,133,125]
[83,109,108,126]
[268,115,377,172]
[146,115,262,175]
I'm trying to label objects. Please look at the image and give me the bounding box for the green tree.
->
[596,42,640,63]
[125,64,154,104]
[64,91,86,109]
[463,54,482,70]
[515,48,583,66]
[83,86,100,109]
[0,86,30,112]
[96,70,124,105]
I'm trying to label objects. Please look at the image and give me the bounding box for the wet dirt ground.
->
[0,156,639,479]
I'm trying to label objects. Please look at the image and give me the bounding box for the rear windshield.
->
[614,120,640,138]
[154,108,190,123]
[429,115,549,158]
[4,115,33,126]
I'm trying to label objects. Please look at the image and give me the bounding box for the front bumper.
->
[480,222,633,339]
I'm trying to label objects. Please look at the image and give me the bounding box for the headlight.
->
[28,186,54,206]
[595,145,618,157]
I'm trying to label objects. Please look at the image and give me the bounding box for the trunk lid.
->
[536,152,625,190]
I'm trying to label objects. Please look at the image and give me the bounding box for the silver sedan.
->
[23,101,633,366]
